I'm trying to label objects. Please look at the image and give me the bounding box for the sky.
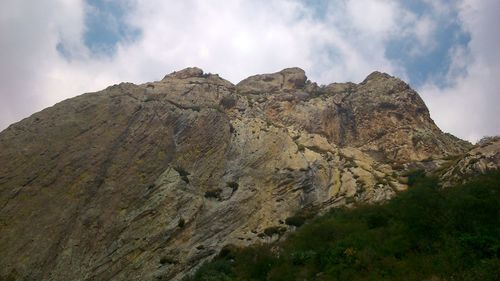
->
[0,0,499,142]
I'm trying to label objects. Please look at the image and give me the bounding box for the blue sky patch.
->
[56,0,140,59]
[301,0,331,19]
[83,0,140,56]
[386,22,470,88]
[299,0,471,88]
[386,2,471,88]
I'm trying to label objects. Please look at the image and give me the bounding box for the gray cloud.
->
[0,0,85,128]
[0,0,498,142]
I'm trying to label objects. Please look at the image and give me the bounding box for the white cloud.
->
[420,0,500,142]
[423,0,457,17]
[344,0,401,36]
[0,0,498,142]
[0,0,86,127]
[413,16,437,50]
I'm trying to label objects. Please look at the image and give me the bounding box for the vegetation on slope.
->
[185,171,500,281]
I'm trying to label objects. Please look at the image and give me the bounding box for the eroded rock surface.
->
[441,136,500,187]
[0,67,472,280]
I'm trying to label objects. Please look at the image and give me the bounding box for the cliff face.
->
[0,67,473,280]
[237,68,469,162]
[441,136,500,187]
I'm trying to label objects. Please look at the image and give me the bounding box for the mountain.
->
[0,67,491,281]
[185,170,500,281]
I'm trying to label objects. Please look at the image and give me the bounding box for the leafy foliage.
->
[285,216,306,227]
[184,171,500,281]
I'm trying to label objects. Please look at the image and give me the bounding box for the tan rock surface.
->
[0,67,472,280]
[441,136,500,186]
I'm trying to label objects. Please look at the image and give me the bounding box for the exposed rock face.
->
[237,67,307,93]
[0,67,471,280]
[237,69,470,163]
[441,136,500,187]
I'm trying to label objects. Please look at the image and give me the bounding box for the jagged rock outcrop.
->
[441,136,500,187]
[0,67,472,280]
[237,67,307,94]
[237,69,470,163]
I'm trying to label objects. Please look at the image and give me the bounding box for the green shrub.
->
[263,226,287,237]
[183,259,234,281]
[291,250,316,265]
[174,166,190,183]
[405,169,426,186]
[285,216,306,227]
[365,211,388,229]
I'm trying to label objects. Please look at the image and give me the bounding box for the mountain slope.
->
[186,171,500,281]
[0,67,472,280]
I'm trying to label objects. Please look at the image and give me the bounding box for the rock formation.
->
[0,67,484,280]
[441,136,500,187]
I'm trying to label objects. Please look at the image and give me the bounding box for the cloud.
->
[412,16,437,52]
[0,0,85,128]
[113,0,406,84]
[344,0,402,35]
[0,0,498,142]
[419,0,500,142]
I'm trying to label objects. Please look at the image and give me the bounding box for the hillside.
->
[186,171,500,281]
[0,67,491,281]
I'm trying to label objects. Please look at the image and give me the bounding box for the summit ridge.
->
[1,67,493,281]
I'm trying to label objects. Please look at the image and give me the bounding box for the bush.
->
[365,211,388,229]
[285,216,306,227]
[183,259,234,281]
[291,250,316,265]
[174,166,190,183]
[263,226,287,237]
[405,169,426,186]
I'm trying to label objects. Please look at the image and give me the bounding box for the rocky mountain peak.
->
[236,67,307,94]
[163,67,205,79]
[441,136,500,186]
[361,70,394,83]
[0,67,481,281]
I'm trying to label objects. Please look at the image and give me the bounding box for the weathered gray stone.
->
[0,67,479,281]
[441,136,500,186]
